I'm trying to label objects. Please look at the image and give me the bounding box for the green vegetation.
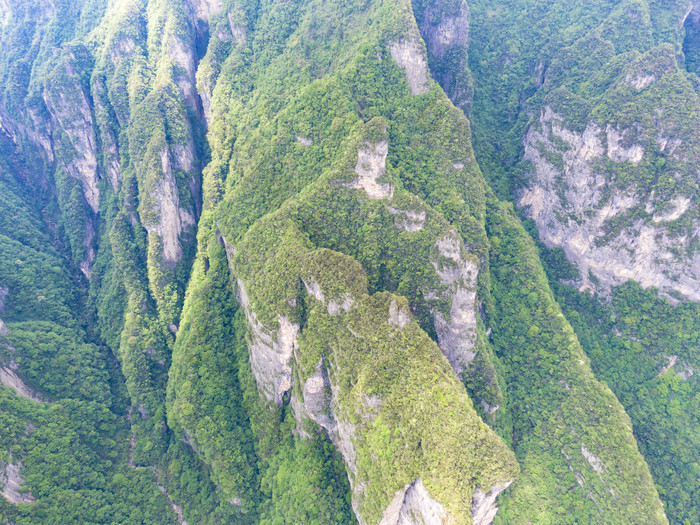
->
[485,197,665,524]
[545,278,700,524]
[0,0,696,523]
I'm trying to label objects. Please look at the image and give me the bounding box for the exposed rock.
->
[419,0,469,60]
[379,479,450,525]
[471,481,512,525]
[169,37,199,112]
[303,277,355,316]
[43,52,100,213]
[297,359,333,431]
[390,40,430,96]
[388,300,410,329]
[656,133,682,156]
[656,355,679,378]
[0,460,34,505]
[228,14,247,45]
[348,140,394,199]
[0,0,10,27]
[656,355,696,381]
[303,278,325,302]
[520,106,700,301]
[677,362,695,381]
[652,196,690,222]
[0,365,43,403]
[480,399,499,415]
[237,278,298,403]
[80,217,96,279]
[581,443,605,474]
[0,320,7,336]
[625,73,656,90]
[428,232,479,376]
[327,296,355,316]
[190,0,222,22]
[388,206,426,232]
[295,135,313,146]
[153,466,188,525]
[0,285,7,312]
[145,148,196,263]
[606,125,644,164]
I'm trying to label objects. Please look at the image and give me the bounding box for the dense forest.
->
[0,0,697,524]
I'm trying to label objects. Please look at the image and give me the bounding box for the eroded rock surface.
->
[428,231,479,376]
[0,460,34,505]
[520,106,700,301]
[348,140,394,199]
[379,479,450,525]
[390,39,430,96]
[145,148,197,264]
[0,365,43,403]
[43,52,100,214]
[237,279,299,404]
[471,481,512,525]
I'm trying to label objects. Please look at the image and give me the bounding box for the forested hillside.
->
[0,0,697,524]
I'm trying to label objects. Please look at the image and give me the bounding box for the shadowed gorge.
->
[0,0,697,524]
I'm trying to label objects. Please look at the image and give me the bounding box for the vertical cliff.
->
[0,0,694,523]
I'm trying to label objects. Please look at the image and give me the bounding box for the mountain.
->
[0,0,697,523]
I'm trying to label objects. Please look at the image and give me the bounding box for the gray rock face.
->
[390,39,430,96]
[0,364,43,403]
[0,285,7,313]
[519,106,700,301]
[379,479,450,525]
[416,0,472,111]
[471,481,512,525]
[145,148,197,264]
[237,278,299,404]
[168,36,199,113]
[0,459,34,505]
[348,140,394,200]
[420,0,469,59]
[190,0,222,22]
[428,231,479,377]
[388,206,426,232]
[0,319,7,336]
[43,53,100,214]
[388,299,410,329]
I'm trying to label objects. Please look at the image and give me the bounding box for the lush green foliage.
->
[546,279,700,524]
[485,197,666,524]
[1,0,696,523]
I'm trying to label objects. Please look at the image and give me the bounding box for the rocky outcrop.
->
[168,36,199,114]
[519,106,700,301]
[471,482,512,525]
[427,231,479,377]
[0,364,43,403]
[416,0,473,111]
[379,479,451,525]
[237,278,299,404]
[388,207,426,232]
[390,39,430,96]
[43,50,100,214]
[348,140,394,199]
[419,0,469,60]
[145,148,197,264]
[0,285,7,313]
[190,0,222,23]
[0,459,34,505]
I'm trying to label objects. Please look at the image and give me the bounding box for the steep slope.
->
[461,1,700,522]
[466,0,699,301]
[0,0,686,523]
